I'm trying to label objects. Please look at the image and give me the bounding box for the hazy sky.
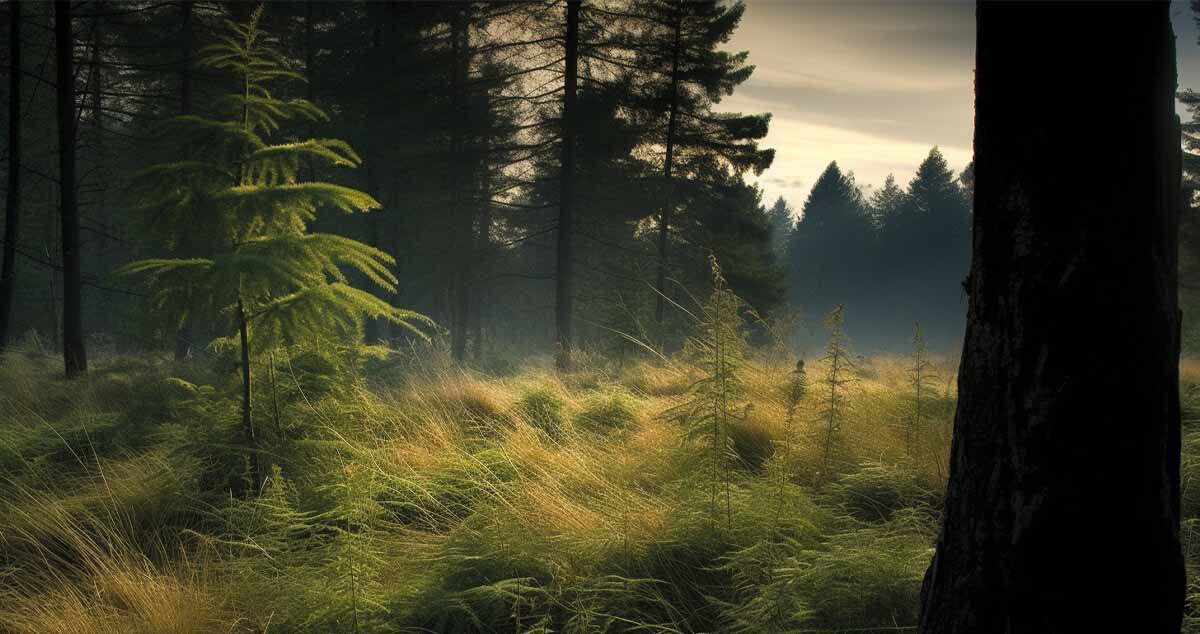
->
[723,0,1200,211]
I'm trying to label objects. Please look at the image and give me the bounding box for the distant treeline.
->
[775,150,973,352]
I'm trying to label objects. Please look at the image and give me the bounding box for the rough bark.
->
[554,0,579,370]
[0,0,21,352]
[56,0,87,378]
[918,3,1184,633]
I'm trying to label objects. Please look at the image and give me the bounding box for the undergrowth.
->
[4,331,1191,633]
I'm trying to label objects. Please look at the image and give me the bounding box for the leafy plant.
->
[118,7,431,491]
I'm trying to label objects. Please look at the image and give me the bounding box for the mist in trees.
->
[784,148,971,352]
[0,0,981,369]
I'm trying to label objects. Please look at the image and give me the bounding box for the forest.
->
[0,1,1192,633]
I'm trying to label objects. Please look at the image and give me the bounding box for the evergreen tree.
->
[867,173,906,230]
[615,0,774,323]
[874,147,970,345]
[765,196,793,261]
[786,161,873,322]
[555,0,581,369]
[118,7,431,491]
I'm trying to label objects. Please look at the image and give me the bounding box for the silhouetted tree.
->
[0,0,21,353]
[765,195,793,261]
[787,161,872,319]
[919,2,1184,632]
[613,0,772,323]
[555,0,580,369]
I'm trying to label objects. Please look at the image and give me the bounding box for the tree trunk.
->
[918,3,1183,632]
[86,8,107,335]
[174,0,194,361]
[472,200,491,363]
[236,295,260,493]
[554,0,579,370]
[56,0,87,378]
[653,3,682,324]
[449,5,471,363]
[0,0,22,353]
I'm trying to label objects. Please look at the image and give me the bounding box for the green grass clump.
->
[574,388,638,433]
[514,387,568,440]
[822,460,939,522]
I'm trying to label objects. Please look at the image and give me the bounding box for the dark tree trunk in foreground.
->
[554,0,579,370]
[56,0,87,378]
[919,3,1183,633]
[0,1,21,353]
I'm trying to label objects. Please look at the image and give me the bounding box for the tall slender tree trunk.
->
[554,0,580,370]
[472,199,491,363]
[233,57,259,494]
[236,296,260,493]
[450,5,472,363]
[86,10,107,334]
[174,0,194,361]
[0,0,22,353]
[653,3,682,324]
[918,3,1183,632]
[56,0,86,378]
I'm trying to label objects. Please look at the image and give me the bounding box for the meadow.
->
[2,330,1199,633]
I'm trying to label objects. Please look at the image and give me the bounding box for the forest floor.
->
[1,341,1199,633]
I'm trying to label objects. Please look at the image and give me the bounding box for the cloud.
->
[720,1,977,204]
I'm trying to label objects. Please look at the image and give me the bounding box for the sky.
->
[723,0,1200,212]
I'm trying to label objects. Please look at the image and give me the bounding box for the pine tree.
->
[57,0,87,378]
[672,254,747,533]
[765,196,793,261]
[868,173,906,230]
[818,304,853,482]
[555,0,581,370]
[907,321,934,458]
[617,0,774,323]
[118,7,431,492]
[787,162,873,320]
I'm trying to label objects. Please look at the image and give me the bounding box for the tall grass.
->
[8,332,1191,633]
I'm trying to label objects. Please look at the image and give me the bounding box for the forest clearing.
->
[0,329,983,633]
[2,319,1200,633]
[0,0,1194,631]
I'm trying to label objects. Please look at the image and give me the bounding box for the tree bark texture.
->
[919,3,1184,633]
